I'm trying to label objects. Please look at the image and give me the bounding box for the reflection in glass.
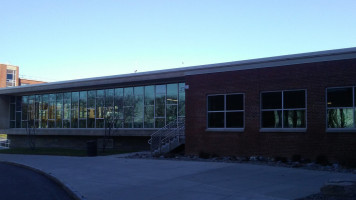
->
[144,86,154,105]
[167,84,178,104]
[283,110,305,128]
[144,106,154,128]
[56,94,63,128]
[178,83,185,116]
[134,87,144,128]
[327,108,353,128]
[124,107,133,128]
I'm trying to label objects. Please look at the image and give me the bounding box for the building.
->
[19,78,46,86]
[0,47,356,163]
[0,63,46,88]
[0,64,19,87]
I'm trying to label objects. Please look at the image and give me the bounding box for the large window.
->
[9,82,186,129]
[207,94,244,129]
[327,87,356,129]
[261,90,306,129]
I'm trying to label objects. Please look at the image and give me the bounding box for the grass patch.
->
[0,148,135,157]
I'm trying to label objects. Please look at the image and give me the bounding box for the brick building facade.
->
[185,58,356,163]
[0,64,19,88]
[1,47,356,163]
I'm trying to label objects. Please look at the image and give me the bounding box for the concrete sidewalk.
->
[0,153,355,200]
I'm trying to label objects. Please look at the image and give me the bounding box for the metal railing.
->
[148,118,185,155]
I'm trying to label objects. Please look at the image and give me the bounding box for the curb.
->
[0,161,83,200]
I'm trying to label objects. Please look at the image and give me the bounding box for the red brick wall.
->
[0,64,6,88]
[185,58,356,162]
[19,78,46,85]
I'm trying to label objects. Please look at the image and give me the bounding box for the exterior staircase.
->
[148,118,185,156]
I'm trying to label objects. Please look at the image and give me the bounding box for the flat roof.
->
[1,47,356,95]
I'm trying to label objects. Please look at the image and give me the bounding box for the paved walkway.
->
[0,153,355,200]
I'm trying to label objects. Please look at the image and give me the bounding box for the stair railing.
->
[148,117,185,155]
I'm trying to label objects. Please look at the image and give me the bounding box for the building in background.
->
[19,78,46,86]
[0,64,19,87]
[0,64,46,88]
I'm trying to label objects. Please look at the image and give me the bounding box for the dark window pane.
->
[144,106,154,128]
[10,121,15,128]
[167,84,178,104]
[284,90,305,109]
[87,91,96,108]
[16,96,22,111]
[178,83,185,116]
[96,98,104,118]
[208,112,224,128]
[262,92,282,109]
[144,86,154,105]
[166,105,177,125]
[48,121,55,128]
[124,87,134,106]
[124,107,133,128]
[56,118,62,128]
[16,112,21,128]
[105,89,114,107]
[155,118,165,128]
[96,90,105,98]
[156,85,166,94]
[63,120,70,128]
[327,88,353,107]
[226,94,243,110]
[208,95,224,111]
[87,118,95,128]
[96,119,104,128]
[283,110,306,128]
[226,112,243,128]
[6,74,13,79]
[262,111,282,128]
[10,104,15,120]
[327,108,354,128]
[115,119,123,128]
[48,102,55,119]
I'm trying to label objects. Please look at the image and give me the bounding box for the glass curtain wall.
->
[9,83,185,129]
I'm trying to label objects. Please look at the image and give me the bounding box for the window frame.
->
[260,89,307,132]
[326,86,356,132]
[206,93,245,132]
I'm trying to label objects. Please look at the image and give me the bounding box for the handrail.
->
[149,118,185,155]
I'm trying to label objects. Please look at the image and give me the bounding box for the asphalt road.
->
[0,162,73,200]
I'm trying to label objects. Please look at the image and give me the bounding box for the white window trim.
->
[206,93,245,131]
[260,89,307,132]
[326,86,356,132]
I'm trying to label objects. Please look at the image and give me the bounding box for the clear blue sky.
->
[1,0,356,82]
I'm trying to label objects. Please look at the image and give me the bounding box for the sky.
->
[1,0,356,82]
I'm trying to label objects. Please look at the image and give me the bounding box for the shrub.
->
[199,151,211,159]
[315,155,329,166]
[275,156,288,163]
[291,154,302,162]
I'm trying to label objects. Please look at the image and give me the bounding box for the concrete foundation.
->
[8,135,150,151]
